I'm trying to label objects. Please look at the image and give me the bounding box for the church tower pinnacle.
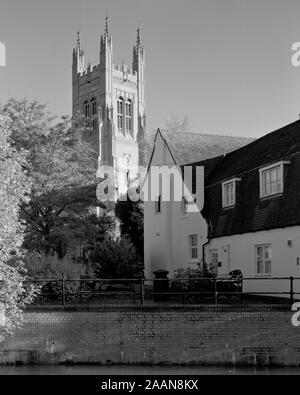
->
[73,31,85,74]
[133,26,146,166]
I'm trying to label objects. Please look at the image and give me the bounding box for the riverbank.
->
[0,305,299,366]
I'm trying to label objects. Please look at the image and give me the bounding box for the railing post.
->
[61,276,65,306]
[290,276,294,305]
[240,277,243,304]
[213,278,217,305]
[140,278,145,306]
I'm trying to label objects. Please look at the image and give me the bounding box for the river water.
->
[0,365,300,375]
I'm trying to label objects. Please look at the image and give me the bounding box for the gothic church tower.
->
[72,18,146,198]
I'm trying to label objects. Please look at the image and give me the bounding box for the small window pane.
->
[189,235,198,260]
[210,250,218,266]
[190,235,197,246]
[261,165,283,197]
[265,246,271,259]
[191,248,198,259]
[265,261,272,274]
[223,181,235,207]
[257,261,264,274]
[257,246,263,260]
[255,244,272,275]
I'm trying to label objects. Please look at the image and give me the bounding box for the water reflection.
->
[0,365,300,375]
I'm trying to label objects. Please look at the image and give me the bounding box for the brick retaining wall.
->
[0,305,300,366]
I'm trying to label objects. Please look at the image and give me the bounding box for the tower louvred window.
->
[117,97,124,130]
[125,99,133,133]
[83,101,90,118]
[91,98,97,115]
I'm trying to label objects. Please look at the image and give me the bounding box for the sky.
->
[1,0,300,138]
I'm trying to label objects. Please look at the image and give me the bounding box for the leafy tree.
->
[144,115,191,164]
[24,251,90,301]
[72,212,117,265]
[90,237,144,279]
[164,114,190,132]
[2,98,105,258]
[115,191,144,259]
[0,113,38,341]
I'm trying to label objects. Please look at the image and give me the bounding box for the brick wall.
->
[1,305,300,366]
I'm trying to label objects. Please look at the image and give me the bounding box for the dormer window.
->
[222,178,241,208]
[259,161,290,199]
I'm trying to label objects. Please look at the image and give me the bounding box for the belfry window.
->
[125,100,132,133]
[83,100,90,118]
[91,98,97,130]
[117,97,124,130]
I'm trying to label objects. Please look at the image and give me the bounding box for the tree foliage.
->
[144,115,191,164]
[115,192,144,259]
[0,113,38,341]
[164,114,190,132]
[90,237,143,279]
[2,98,103,257]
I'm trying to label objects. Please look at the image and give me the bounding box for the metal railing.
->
[23,276,300,306]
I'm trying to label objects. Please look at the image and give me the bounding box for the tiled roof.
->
[159,129,254,166]
[197,119,300,238]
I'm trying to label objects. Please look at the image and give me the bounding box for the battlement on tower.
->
[113,64,137,84]
[76,63,101,79]
[75,62,138,86]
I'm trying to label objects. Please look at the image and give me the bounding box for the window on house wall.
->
[188,234,198,260]
[255,244,272,275]
[259,162,289,198]
[210,249,219,269]
[154,195,161,213]
[117,97,124,130]
[125,100,132,133]
[91,98,97,130]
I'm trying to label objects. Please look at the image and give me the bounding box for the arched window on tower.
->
[125,99,133,134]
[83,100,90,118]
[117,97,124,131]
[91,98,97,130]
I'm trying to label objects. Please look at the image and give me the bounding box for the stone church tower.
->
[72,18,146,198]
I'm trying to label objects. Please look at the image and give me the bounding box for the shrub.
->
[24,252,90,301]
[170,267,215,302]
[90,237,144,279]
